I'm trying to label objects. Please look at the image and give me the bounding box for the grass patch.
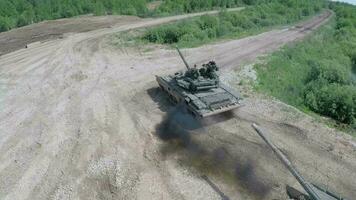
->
[109,30,156,53]
[256,2,356,133]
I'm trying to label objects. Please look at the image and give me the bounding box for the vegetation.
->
[143,0,326,47]
[256,2,356,131]
[154,0,245,15]
[0,0,326,33]
[0,0,149,32]
[0,0,254,33]
[2,0,354,130]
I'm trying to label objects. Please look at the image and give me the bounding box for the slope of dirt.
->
[0,10,355,200]
[0,15,140,56]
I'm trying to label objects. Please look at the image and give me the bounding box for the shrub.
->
[307,60,351,85]
[0,0,150,32]
[198,15,219,30]
[156,0,244,14]
[304,84,356,124]
[257,2,356,129]
[161,27,182,43]
[143,0,325,47]
[0,16,12,32]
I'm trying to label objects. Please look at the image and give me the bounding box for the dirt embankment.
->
[0,9,354,200]
[0,15,141,56]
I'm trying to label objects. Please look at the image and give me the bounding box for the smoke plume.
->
[155,105,271,198]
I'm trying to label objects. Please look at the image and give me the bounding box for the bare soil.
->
[0,15,141,56]
[0,10,355,200]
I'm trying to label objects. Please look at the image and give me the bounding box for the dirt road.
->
[0,8,244,56]
[0,10,355,200]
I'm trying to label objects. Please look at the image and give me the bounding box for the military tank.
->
[252,124,349,200]
[156,48,242,118]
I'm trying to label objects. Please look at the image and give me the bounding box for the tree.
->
[0,16,12,32]
[93,1,106,16]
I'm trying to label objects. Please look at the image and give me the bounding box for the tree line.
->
[0,0,288,33]
[153,0,294,15]
[143,0,325,47]
[0,0,148,32]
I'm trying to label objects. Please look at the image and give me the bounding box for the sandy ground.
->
[0,10,355,200]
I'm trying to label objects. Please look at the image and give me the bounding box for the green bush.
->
[198,15,219,30]
[307,60,351,85]
[144,24,183,43]
[0,0,150,32]
[143,0,325,47]
[0,16,13,32]
[304,83,356,124]
[94,2,106,16]
[257,2,356,130]
[155,0,245,14]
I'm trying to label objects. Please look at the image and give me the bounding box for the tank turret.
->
[174,47,219,92]
[251,124,348,200]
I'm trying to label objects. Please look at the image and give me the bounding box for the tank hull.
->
[156,75,242,118]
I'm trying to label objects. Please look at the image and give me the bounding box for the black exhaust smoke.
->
[155,105,271,198]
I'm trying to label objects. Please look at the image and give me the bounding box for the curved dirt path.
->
[0,10,355,200]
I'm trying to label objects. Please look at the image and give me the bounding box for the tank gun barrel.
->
[251,123,322,200]
[176,47,191,70]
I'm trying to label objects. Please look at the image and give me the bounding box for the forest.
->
[256,2,356,131]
